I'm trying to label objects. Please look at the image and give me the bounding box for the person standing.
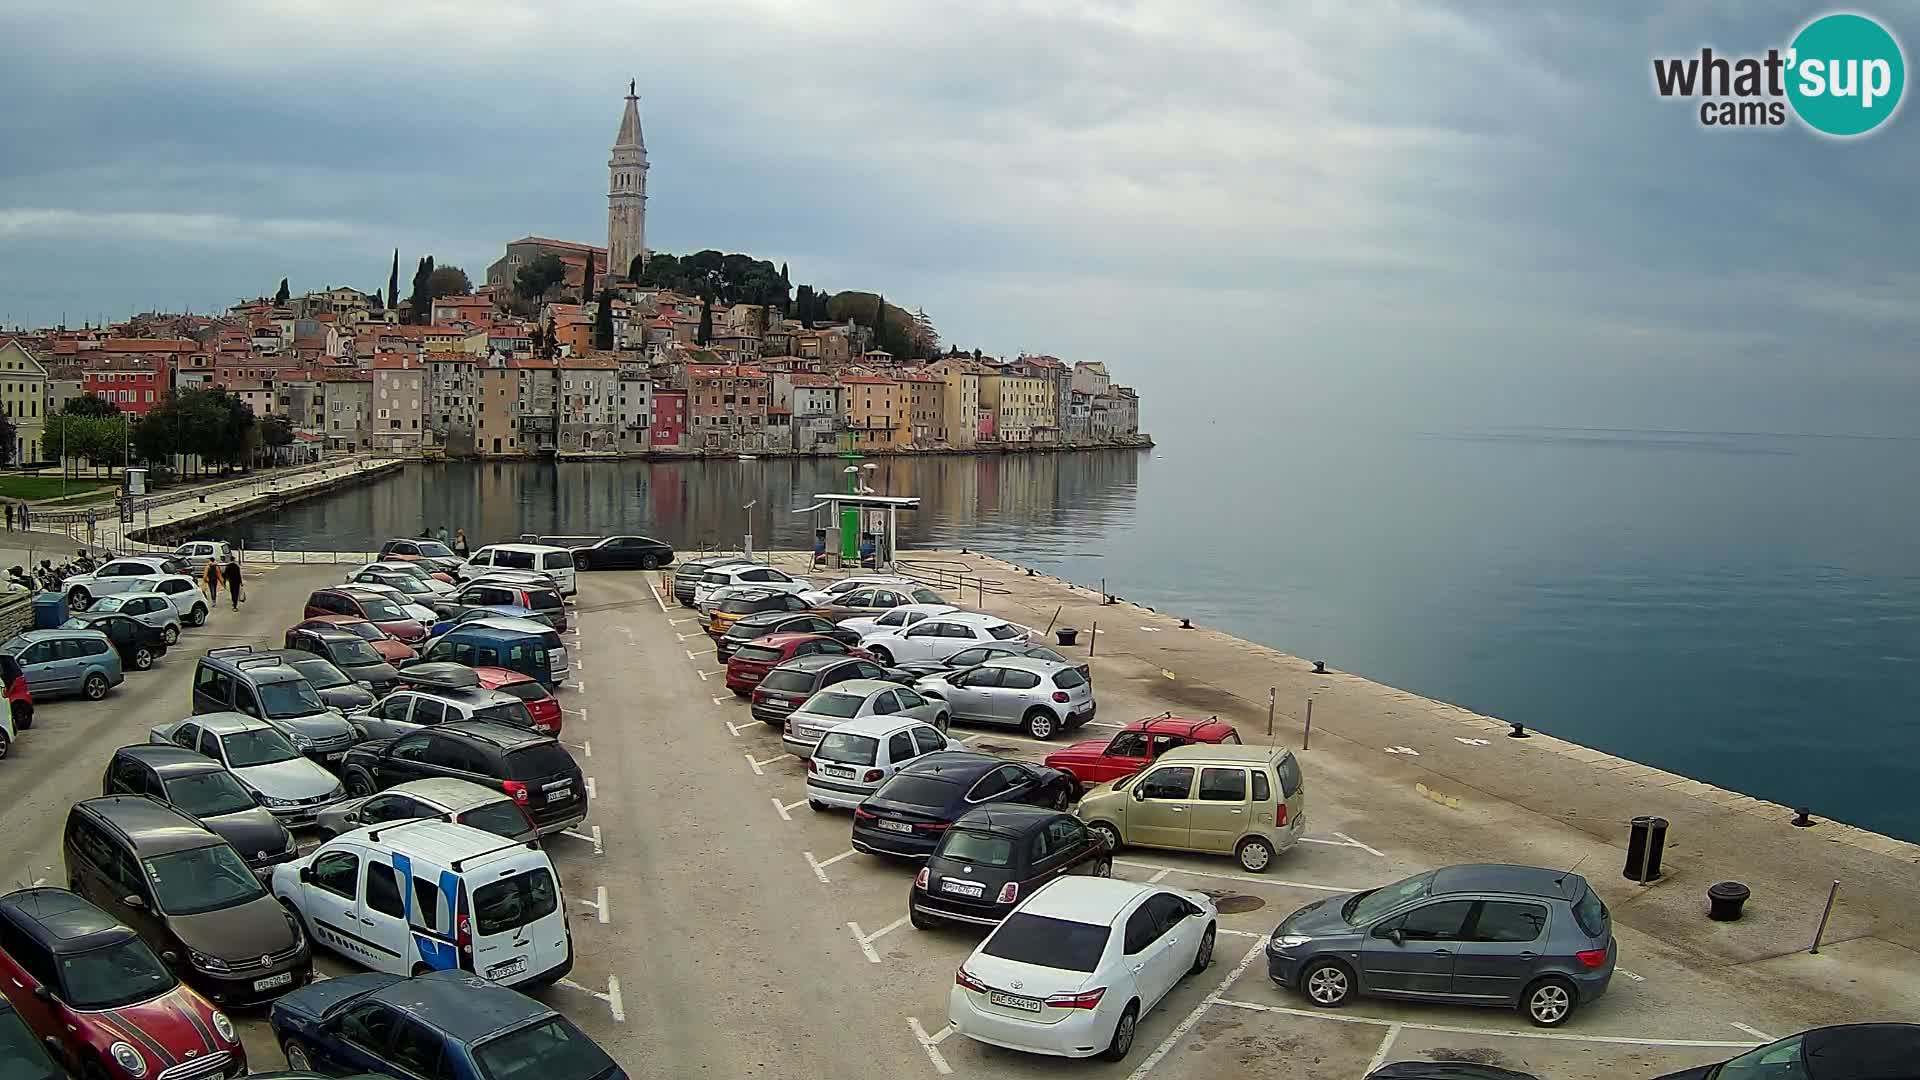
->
[812,528,827,569]
[436,525,451,547]
[453,528,471,558]
[4,502,12,531]
[221,556,244,611]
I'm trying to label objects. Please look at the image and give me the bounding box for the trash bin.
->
[1707,881,1750,921]
[1056,627,1079,647]
[31,592,68,629]
[1623,815,1668,882]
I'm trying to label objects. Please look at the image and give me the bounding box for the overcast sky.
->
[3,0,1916,426]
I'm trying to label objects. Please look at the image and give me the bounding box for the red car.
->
[292,616,417,664]
[1043,713,1243,787]
[725,632,874,696]
[4,652,31,734]
[0,888,248,1080]
[474,665,562,734]
[303,587,428,644]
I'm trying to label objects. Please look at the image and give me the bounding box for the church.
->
[484,83,649,296]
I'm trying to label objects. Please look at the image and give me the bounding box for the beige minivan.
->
[1076,743,1306,872]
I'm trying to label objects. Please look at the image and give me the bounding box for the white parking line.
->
[1332,831,1385,858]
[565,739,592,758]
[563,707,588,717]
[727,720,757,737]
[696,669,726,681]
[847,915,908,963]
[1617,969,1646,982]
[668,617,698,626]
[647,579,668,612]
[1364,1024,1403,1075]
[1731,1022,1775,1041]
[1114,859,1350,893]
[1126,941,1265,1080]
[805,849,856,883]
[574,886,610,924]
[677,632,700,642]
[745,752,794,775]
[572,658,586,671]
[1208,999,1763,1047]
[906,1018,954,1075]
[556,976,626,1023]
[585,777,596,800]
[712,695,731,706]
[771,796,809,821]
[566,680,587,691]
[1148,869,1171,883]
[558,825,604,855]
[685,649,700,660]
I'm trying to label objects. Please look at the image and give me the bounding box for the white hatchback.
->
[837,603,959,639]
[692,563,812,607]
[951,877,1217,1061]
[804,715,966,810]
[861,611,1032,666]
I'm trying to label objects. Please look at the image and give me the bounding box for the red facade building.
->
[651,389,687,448]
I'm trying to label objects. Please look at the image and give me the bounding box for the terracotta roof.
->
[370,355,418,370]
[508,358,556,370]
[559,355,618,370]
[317,369,373,383]
[424,352,476,364]
[509,236,608,256]
[768,405,792,416]
[101,338,198,353]
[839,374,897,386]
[789,374,840,387]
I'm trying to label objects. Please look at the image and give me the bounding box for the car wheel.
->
[1189,924,1216,974]
[162,624,179,645]
[189,604,208,627]
[574,555,590,572]
[82,673,109,700]
[934,709,950,734]
[1023,708,1058,740]
[132,648,153,671]
[345,766,377,797]
[1301,959,1354,1007]
[910,904,940,930]
[0,730,10,759]
[11,700,31,731]
[81,1054,111,1080]
[1092,856,1113,877]
[808,800,829,812]
[1088,821,1122,853]
[1098,1002,1139,1062]
[1522,976,1577,1027]
[67,587,90,611]
[1048,784,1069,810]
[282,1036,316,1072]
[869,646,893,665]
[1236,836,1275,873]
[641,554,660,570]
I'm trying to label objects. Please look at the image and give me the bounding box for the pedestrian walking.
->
[203,558,221,600]
[436,525,451,547]
[16,503,27,532]
[453,528,471,558]
[4,503,12,531]
[221,556,244,611]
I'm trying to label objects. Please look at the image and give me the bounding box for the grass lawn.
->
[0,475,116,501]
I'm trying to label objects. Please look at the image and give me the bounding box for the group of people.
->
[3,502,31,532]
[202,555,245,610]
[418,525,472,558]
[812,529,884,569]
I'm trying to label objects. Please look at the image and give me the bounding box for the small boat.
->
[737,454,758,460]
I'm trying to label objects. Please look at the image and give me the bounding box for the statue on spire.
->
[628,78,635,97]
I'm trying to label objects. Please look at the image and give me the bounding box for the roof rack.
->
[205,645,254,659]
[235,655,292,671]
[450,836,542,872]
[367,813,454,842]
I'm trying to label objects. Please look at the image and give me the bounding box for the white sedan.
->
[951,878,1217,1061]
[692,563,813,607]
[837,602,958,639]
[797,575,920,606]
[860,612,1033,666]
[346,562,455,596]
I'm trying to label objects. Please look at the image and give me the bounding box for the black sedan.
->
[909,805,1112,929]
[572,534,675,571]
[852,752,1076,859]
[718,611,863,661]
[1653,1024,1920,1080]
[101,744,298,875]
[61,612,167,671]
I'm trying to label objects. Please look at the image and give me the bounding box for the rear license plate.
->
[252,972,293,992]
[549,787,573,802]
[877,819,914,834]
[989,990,1042,1012]
[825,766,855,778]
[324,752,344,762]
[487,958,527,980]
[940,879,985,897]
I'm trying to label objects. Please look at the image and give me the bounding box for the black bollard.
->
[1707,881,1750,921]
[1312,660,1326,674]
[1792,808,1816,828]
[1624,815,1669,882]
[1508,722,1529,739]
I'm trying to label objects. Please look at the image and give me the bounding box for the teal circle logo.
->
[1787,13,1906,136]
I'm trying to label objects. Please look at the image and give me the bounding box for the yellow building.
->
[980,370,1052,444]
[0,339,50,464]
[841,374,909,449]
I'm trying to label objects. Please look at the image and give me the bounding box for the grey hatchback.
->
[1265,863,1615,1027]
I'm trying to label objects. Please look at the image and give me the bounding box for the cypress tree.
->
[872,294,888,353]
[274,278,289,305]
[387,249,399,310]
[697,296,713,346]
[582,250,597,303]
[593,290,615,351]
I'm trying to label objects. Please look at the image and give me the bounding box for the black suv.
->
[63,797,310,1005]
[750,654,897,727]
[282,625,401,697]
[716,611,862,661]
[100,744,297,875]
[338,721,585,837]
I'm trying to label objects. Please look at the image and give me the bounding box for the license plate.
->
[825,766,855,778]
[940,879,985,897]
[548,788,573,802]
[877,819,914,834]
[324,752,344,762]
[487,958,527,980]
[252,972,293,992]
[989,990,1042,1012]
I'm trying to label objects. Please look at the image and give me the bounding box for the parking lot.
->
[1,557,1903,1080]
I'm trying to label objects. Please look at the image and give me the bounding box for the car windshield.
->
[329,638,384,666]
[222,727,301,767]
[57,938,176,1009]
[506,742,574,780]
[1715,1035,1806,1078]
[415,542,455,558]
[909,589,943,604]
[526,590,563,611]
[90,596,129,612]
[1053,667,1088,689]
[334,621,385,642]
[815,732,879,766]
[802,692,865,719]
[459,801,534,838]
[142,844,267,916]
[982,913,1110,973]
[1029,646,1068,664]
[287,657,349,689]
[258,679,327,718]
[986,623,1023,640]
[937,829,1015,867]
[163,771,257,817]
[476,701,534,727]
[492,680,550,704]
[378,576,432,595]
[473,1016,617,1080]
[1344,870,1436,925]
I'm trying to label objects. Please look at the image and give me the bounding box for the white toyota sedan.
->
[950,877,1217,1061]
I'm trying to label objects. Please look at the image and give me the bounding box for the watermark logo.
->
[1652,12,1905,136]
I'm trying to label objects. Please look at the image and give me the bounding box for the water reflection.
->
[218,453,1148,556]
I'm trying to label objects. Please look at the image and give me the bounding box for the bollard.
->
[1180,617,1192,629]
[1056,627,1078,647]
[1266,688,1275,739]
[1707,881,1750,921]
[1508,721,1529,739]
[1088,621,1097,656]
[1303,698,1313,750]
[1624,816,1668,883]
[1809,880,1839,953]
[1312,660,1326,674]
[1792,807,1816,828]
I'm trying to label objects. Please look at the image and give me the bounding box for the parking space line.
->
[685,649,700,660]
[848,915,909,963]
[585,777,596,800]
[1332,831,1385,858]
[647,579,668,612]
[805,849,856,883]
[712,695,731,706]
[677,632,701,642]
[564,739,591,757]
[574,886,610,924]
[771,797,808,821]
[1730,1022,1775,1041]
[563,707,588,717]
[566,680,587,691]
[1127,940,1265,1080]
[1148,869,1171,883]
[558,825,604,855]
[907,1018,954,1075]
[745,752,794,775]
[728,720,758,737]
[1617,968,1645,982]
[1114,859,1350,893]
[1216,928,1265,939]
[555,975,626,1023]
[668,617,698,625]
[696,668,726,681]
[1364,1024,1403,1075]
[1208,999,1763,1047]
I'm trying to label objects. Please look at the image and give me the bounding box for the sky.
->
[2,0,1917,431]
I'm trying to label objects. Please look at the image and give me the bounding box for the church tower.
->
[607,81,649,283]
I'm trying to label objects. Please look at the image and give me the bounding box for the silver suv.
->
[913,655,1096,739]
[191,646,360,767]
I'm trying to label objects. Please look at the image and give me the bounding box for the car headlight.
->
[211,1010,235,1044]
[261,795,297,808]
[1273,934,1313,949]
[289,732,314,749]
[186,947,231,974]
[109,1040,148,1078]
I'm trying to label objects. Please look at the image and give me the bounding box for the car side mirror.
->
[32,985,51,1002]
[161,950,179,965]
[298,866,314,884]
[124,895,146,910]
[1131,785,1147,802]
[1386,928,1406,946]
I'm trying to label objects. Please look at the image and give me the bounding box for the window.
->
[365,862,407,918]
[1276,753,1303,797]
[911,725,947,756]
[1251,770,1271,803]
[310,850,359,898]
[983,914,1109,973]
[412,699,448,726]
[1572,887,1609,937]
[193,664,233,704]
[999,668,1042,690]
[1198,767,1247,802]
[1383,900,1475,942]
[1473,901,1548,943]
[1138,767,1194,801]
[471,868,559,936]
[391,733,435,761]
[887,730,915,762]
[1123,904,1163,954]
[1046,816,1084,853]
[1106,732,1149,758]
[234,683,261,718]
[337,1001,398,1054]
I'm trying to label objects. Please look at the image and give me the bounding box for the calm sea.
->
[221,373,1920,841]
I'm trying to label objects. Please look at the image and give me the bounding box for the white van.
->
[271,818,573,988]
[462,544,576,595]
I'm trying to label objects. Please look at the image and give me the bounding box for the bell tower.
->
[607,80,649,282]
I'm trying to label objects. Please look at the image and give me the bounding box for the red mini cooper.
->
[0,888,248,1079]
[1043,713,1243,787]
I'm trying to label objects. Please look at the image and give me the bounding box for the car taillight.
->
[916,821,950,832]
[863,769,884,783]
[1576,948,1609,969]
[1276,803,1288,827]
[502,780,529,806]
[1044,987,1106,1010]
[955,967,987,993]
[996,882,1018,904]
[1052,691,1070,703]
[914,867,929,890]
[456,914,472,958]
[806,758,818,774]
[854,807,876,821]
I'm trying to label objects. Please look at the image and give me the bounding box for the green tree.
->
[582,250,597,302]
[778,262,791,312]
[514,253,567,302]
[274,278,290,305]
[697,296,713,345]
[593,290,616,351]
[407,257,432,323]
[0,413,14,465]
[387,249,400,310]
[426,265,472,296]
[628,252,646,282]
[63,393,119,417]
[794,284,815,329]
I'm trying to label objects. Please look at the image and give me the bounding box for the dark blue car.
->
[271,970,623,1080]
